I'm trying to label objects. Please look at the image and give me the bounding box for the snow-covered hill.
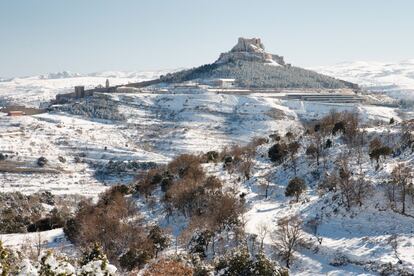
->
[159,37,357,89]
[0,69,174,107]
[313,60,414,100]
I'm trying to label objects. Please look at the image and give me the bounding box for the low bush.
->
[143,258,193,276]
[37,157,48,167]
[27,208,69,232]
[215,247,287,276]
[268,143,288,164]
[0,192,44,234]
[285,177,307,202]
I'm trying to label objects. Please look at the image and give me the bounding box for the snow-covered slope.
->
[0,66,412,275]
[313,60,414,100]
[0,87,401,196]
[0,90,301,195]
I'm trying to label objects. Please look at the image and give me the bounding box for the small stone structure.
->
[55,86,95,104]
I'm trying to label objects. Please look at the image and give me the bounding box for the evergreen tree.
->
[285,178,307,202]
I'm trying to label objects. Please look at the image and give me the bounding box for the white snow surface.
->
[0,228,66,249]
[313,60,414,100]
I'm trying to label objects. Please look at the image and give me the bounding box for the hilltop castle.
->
[216,37,285,66]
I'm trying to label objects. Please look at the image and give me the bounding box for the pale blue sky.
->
[0,0,413,77]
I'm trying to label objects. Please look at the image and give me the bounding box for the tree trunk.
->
[402,184,406,214]
[286,250,291,268]
[260,238,264,251]
[392,184,395,203]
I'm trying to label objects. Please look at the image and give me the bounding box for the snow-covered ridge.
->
[313,59,414,100]
[14,69,179,81]
[40,71,83,79]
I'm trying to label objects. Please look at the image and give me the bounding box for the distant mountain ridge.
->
[158,37,358,89]
[1,69,179,81]
[40,71,83,79]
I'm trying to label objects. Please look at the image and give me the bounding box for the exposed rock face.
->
[216,37,285,66]
[230,37,266,53]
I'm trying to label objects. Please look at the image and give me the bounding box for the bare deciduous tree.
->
[391,163,412,214]
[354,168,371,207]
[271,216,304,268]
[288,141,300,175]
[259,172,273,199]
[335,154,356,209]
[256,223,269,252]
[35,231,44,258]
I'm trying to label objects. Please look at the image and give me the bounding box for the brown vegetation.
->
[64,187,169,269]
[143,258,193,276]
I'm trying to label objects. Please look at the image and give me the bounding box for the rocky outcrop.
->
[216,37,285,66]
[230,37,266,53]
